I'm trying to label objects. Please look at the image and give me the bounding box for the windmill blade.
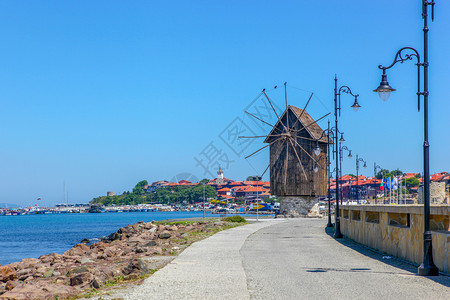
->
[244,136,284,159]
[285,82,289,129]
[290,92,314,129]
[260,138,287,178]
[263,90,288,131]
[284,140,289,187]
[244,111,283,134]
[238,134,283,139]
[295,112,331,136]
[288,139,308,180]
[291,137,323,168]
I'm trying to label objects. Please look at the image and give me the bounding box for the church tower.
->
[216,167,224,185]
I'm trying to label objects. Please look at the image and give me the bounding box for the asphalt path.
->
[241,218,450,299]
[96,218,449,300]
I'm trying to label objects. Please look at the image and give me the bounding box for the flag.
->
[380,180,384,191]
[392,177,398,190]
[385,177,392,190]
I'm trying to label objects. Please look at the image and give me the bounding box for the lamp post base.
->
[333,219,343,239]
[326,222,334,228]
[418,264,439,276]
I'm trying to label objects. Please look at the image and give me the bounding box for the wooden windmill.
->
[241,83,332,198]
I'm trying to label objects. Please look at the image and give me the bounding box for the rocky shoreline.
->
[0,218,242,299]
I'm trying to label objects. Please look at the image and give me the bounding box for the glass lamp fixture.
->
[373,73,396,101]
[313,141,321,156]
[351,97,361,112]
[363,162,367,168]
[348,151,352,158]
[339,134,345,143]
[313,163,319,173]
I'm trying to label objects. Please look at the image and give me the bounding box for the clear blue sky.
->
[0,1,449,206]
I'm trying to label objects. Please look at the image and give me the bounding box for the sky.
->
[0,1,449,206]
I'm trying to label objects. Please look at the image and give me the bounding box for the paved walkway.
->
[101,218,449,299]
[123,219,284,300]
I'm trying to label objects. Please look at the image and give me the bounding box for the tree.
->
[391,169,403,177]
[132,180,148,195]
[199,178,209,184]
[415,173,422,178]
[403,177,420,188]
[376,169,390,179]
[247,175,262,181]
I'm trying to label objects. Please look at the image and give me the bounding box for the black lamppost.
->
[313,121,334,228]
[334,75,361,238]
[341,146,352,202]
[374,163,382,178]
[373,1,438,276]
[355,154,367,203]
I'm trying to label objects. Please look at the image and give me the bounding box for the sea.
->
[0,211,219,266]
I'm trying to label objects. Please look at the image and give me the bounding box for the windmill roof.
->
[264,105,332,144]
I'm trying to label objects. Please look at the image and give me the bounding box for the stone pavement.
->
[98,218,450,300]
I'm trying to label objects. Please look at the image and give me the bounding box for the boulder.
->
[0,266,16,282]
[80,238,90,244]
[5,280,18,291]
[42,269,54,278]
[143,241,157,247]
[159,231,171,239]
[70,272,93,286]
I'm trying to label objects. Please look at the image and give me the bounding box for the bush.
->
[223,216,247,223]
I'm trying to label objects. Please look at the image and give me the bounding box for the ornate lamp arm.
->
[377,47,422,111]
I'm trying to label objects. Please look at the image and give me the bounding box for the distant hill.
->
[0,203,21,208]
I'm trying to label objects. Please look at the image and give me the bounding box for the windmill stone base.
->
[279,196,319,217]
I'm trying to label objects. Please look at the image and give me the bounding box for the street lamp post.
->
[341,145,352,203]
[202,183,206,219]
[314,121,335,228]
[333,75,361,239]
[373,1,438,276]
[374,163,382,204]
[355,155,367,203]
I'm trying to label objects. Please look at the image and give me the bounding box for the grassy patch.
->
[223,216,247,223]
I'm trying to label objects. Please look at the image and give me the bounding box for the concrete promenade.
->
[103,218,449,299]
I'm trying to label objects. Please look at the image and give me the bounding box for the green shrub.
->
[223,216,247,223]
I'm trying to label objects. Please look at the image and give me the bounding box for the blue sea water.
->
[0,211,215,266]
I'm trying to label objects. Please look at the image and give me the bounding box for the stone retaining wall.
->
[340,205,450,274]
[280,196,318,217]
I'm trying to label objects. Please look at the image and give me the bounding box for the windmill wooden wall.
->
[265,106,331,197]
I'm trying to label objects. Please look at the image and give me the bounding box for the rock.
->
[91,277,101,289]
[80,258,94,264]
[64,244,90,256]
[0,282,77,300]
[5,280,18,291]
[19,258,39,268]
[67,266,89,276]
[42,269,54,278]
[148,227,157,234]
[0,265,16,282]
[81,238,90,244]
[169,225,178,231]
[135,247,145,254]
[144,241,157,247]
[159,231,171,239]
[70,272,93,286]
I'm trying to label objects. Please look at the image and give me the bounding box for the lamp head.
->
[351,97,361,112]
[339,133,345,143]
[348,150,352,158]
[313,163,319,173]
[313,141,321,156]
[363,162,367,168]
[373,73,396,101]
